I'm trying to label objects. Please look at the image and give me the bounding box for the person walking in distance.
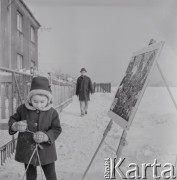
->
[76,68,94,116]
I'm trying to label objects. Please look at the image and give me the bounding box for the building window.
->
[17,11,23,33]
[17,54,23,70]
[30,60,38,75]
[31,26,35,43]
[31,60,35,67]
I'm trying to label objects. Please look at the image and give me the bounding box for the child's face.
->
[31,95,48,110]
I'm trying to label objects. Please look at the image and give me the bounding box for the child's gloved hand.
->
[11,120,27,132]
[33,131,49,143]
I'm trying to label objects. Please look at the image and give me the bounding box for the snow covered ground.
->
[0,87,177,180]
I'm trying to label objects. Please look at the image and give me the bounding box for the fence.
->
[0,67,75,165]
[0,138,17,165]
[93,82,111,93]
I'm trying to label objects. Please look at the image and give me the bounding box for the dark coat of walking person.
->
[76,68,94,116]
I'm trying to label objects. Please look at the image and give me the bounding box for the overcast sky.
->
[25,0,177,85]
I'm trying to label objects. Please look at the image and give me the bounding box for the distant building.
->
[0,0,40,71]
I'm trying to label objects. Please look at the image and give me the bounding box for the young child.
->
[8,76,62,180]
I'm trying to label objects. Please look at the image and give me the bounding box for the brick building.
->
[0,0,40,71]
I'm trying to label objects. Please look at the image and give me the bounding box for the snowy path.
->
[1,87,177,180]
[0,93,112,180]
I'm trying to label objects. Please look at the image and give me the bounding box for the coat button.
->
[34,123,38,126]
[36,110,40,114]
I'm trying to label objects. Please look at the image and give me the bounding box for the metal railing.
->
[0,67,33,119]
[0,67,76,165]
[93,82,111,93]
[0,138,17,165]
[0,67,75,119]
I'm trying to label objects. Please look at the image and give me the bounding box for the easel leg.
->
[149,39,177,111]
[110,129,127,178]
[156,62,177,111]
[81,119,113,180]
[116,130,127,159]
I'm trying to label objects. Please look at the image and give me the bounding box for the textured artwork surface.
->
[110,50,158,121]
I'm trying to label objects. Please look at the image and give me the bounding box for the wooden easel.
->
[81,39,177,180]
[113,39,177,178]
[81,119,113,180]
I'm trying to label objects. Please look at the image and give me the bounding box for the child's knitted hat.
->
[27,76,52,102]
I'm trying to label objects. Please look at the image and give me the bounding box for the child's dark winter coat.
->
[8,103,62,166]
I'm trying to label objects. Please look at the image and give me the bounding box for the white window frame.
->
[31,60,35,67]
[17,53,23,70]
[17,11,23,33]
[31,26,35,43]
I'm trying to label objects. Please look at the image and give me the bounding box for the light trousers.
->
[80,101,88,115]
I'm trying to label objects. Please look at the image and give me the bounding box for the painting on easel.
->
[108,41,164,130]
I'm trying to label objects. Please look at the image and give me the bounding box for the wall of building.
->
[0,0,39,70]
[1,0,10,68]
